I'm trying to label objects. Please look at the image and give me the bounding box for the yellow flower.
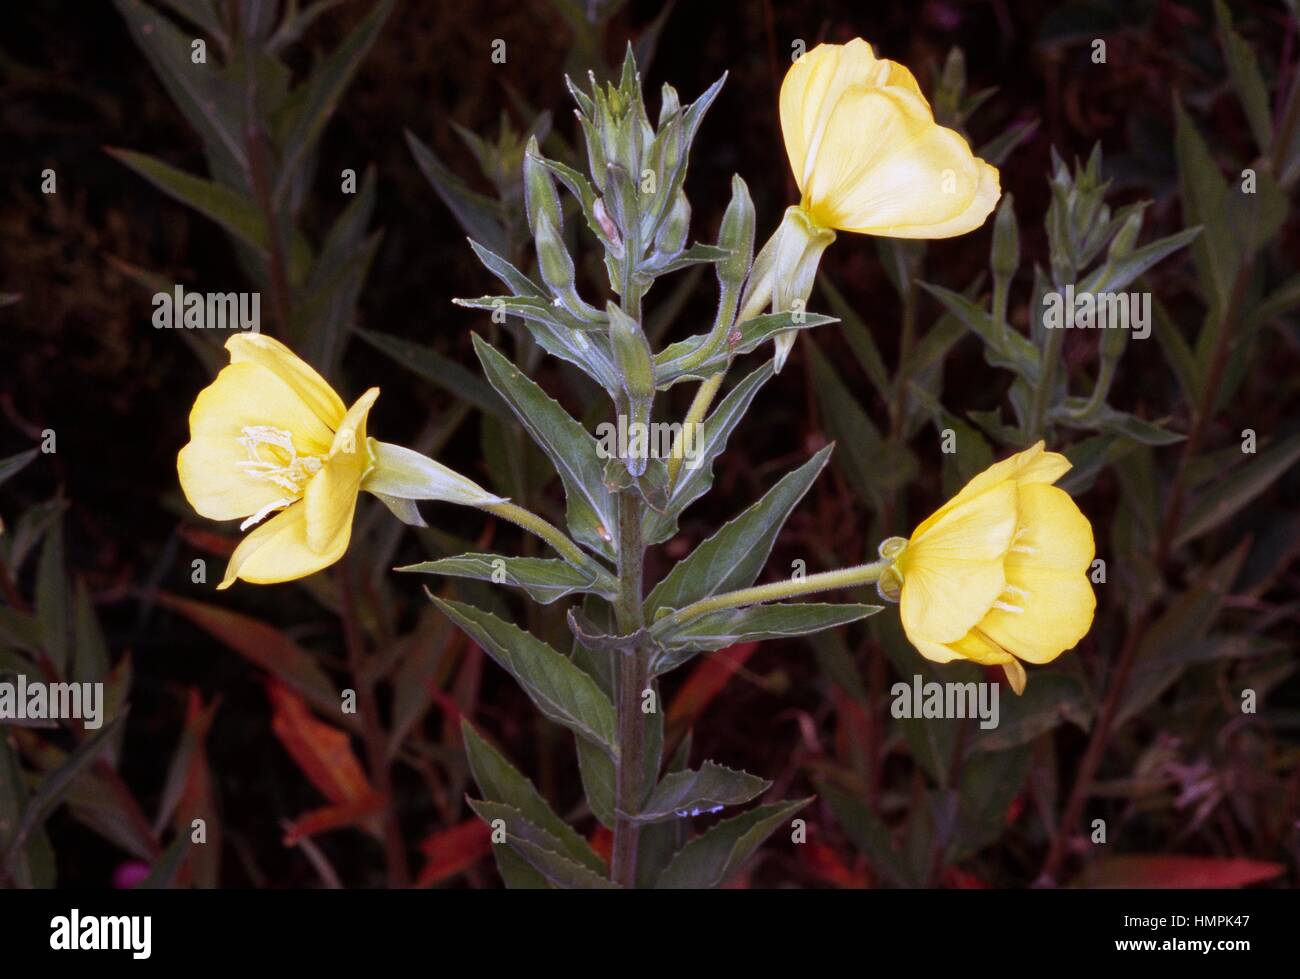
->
[179,334,499,589]
[779,38,1000,237]
[886,442,1095,694]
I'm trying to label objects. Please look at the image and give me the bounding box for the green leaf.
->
[273,0,395,203]
[643,361,774,544]
[654,312,839,387]
[974,667,1091,751]
[354,328,508,420]
[34,518,68,674]
[820,782,917,887]
[1076,226,1201,295]
[473,334,618,560]
[1174,99,1236,311]
[1116,542,1248,726]
[819,277,890,402]
[2,717,125,876]
[807,341,913,506]
[113,0,246,176]
[645,446,831,616]
[655,797,811,888]
[508,836,620,889]
[1175,434,1300,548]
[402,553,610,604]
[652,602,880,673]
[406,129,507,255]
[1214,0,1273,152]
[920,281,1041,383]
[955,744,1031,859]
[107,149,274,257]
[433,597,616,754]
[137,833,191,889]
[461,719,605,873]
[630,762,771,824]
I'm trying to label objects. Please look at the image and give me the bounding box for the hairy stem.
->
[479,500,615,591]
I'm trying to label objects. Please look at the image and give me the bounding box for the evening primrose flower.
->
[878,442,1095,694]
[742,38,1001,370]
[178,334,501,589]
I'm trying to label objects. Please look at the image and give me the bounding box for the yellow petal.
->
[1001,659,1027,695]
[226,333,346,430]
[912,441,1070,540]
[178,362,334,521]
[218,501,346,588]
[304,388,378,553]
[978,484,1096,663]
[801,86,997,237]
[899,481,1017,644]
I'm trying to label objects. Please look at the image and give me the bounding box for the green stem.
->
[478,500,615,592]
[610,491,648,887]
[658,559,892,632]
[1028,325,1065,441]
[666,371,725,488]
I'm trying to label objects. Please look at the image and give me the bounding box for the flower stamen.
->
[236,425,323,499]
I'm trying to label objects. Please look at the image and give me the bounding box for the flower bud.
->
[717,175,755,290]
[655,190,690,257]
[524,137,563,236]
[991,193,1019,281]
[607,303,655,477]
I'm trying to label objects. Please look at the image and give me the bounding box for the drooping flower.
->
[178,334,500,588]
[879,442,1095,694]
[743,38,1001,370]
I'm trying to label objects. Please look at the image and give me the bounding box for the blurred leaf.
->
[1076,226,1200,296]
[35,518,69,674]
[1175,433,1300,548]
[267,682,373,806]
[474,335,618,560]
[630,761,770,824]
[645,446,831,616]
[113,0,246,176]
[406,129,507,255]
[954,744,1030,859]
[433,597,616,754]
[978,118,1040,167]
[919,281,1041,383]
[0,448,38,489]
[461,719,604,873]
[1,717,125,876]
[137,833,191,889]
[355,329,508,420]
[1070,855,1284,888]
[666,642,757,740]
[820,782,917,887]
[415,818,493,887]
[272,0,395,203]
[1213,0,1272,152]
[1173,100,1236,311]
[155,592,345,725]
[655,797,810,889]
[1117,542,1249,725]
[819,277,889,402]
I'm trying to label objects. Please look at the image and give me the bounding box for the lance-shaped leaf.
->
[473,334,618,559]
[464,241,622,392]
[654,311,838,387]
[643,361,774,545]
[0,448,38,489]
[466,799,616,889]
[641,243,733,277]
[1175,435,1300,549]
[919,281,1041,383]
[113,0,246,177]
[401,553,612,604]
[406,130,507,255]
[273,0,395,203]
[455,294,605,332]
[354,328,508,420]
[1076,226,1201,296]
[655,797,811,889]
[651,602,881,674]
[433,597,616,755]
[627,762,770,824]
[461,720,604,874]
[819,782,918,887]
[645,446,832,617]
